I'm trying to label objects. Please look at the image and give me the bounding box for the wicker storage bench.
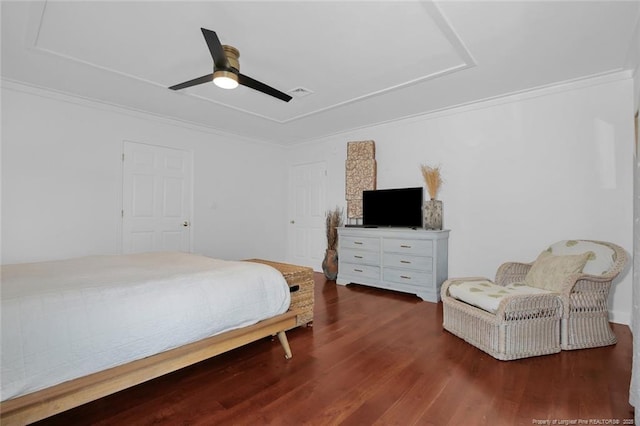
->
[246,259,314,328]
[441,277,563,360]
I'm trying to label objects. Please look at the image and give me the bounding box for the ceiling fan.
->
[169,28,292,103]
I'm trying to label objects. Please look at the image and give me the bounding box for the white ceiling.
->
[2,1,639,145]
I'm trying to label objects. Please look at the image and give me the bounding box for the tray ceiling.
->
[2,1,639,145]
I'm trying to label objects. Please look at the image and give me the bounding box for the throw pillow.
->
[524,251,590,292]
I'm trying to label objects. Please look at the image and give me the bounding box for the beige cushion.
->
[448,279,552,314]
[524,251,590,291]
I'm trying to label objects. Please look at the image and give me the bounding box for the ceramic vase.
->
[322,249,339,280]
[424,199,443,230]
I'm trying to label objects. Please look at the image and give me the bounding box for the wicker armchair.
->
[441,240,627,360]
[495,240,627,350]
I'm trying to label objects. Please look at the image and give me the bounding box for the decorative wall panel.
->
[345,159,376,200]
[345,141,376,219]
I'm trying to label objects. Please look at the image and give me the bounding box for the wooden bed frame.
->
[0,310,298,425]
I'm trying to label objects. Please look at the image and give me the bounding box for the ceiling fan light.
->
[213,70,239,89]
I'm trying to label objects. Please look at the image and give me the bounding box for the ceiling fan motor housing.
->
[213,45,240,88]
[222,45,240,72]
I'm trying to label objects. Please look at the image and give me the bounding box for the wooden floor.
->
[35,273,634,426]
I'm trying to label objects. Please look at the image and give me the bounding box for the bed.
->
[0,252,297,425]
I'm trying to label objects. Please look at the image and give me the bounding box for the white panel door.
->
[122,141,192,254]
[288,161,327,270]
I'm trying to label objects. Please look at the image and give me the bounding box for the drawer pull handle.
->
[354,241,363,245]
[354,269,363,272]
[400,260,411,264]
[400,275,411,280]
[354,255,363,259]
[400,245,412,248]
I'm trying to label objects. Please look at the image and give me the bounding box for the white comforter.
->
[1,252,290,401]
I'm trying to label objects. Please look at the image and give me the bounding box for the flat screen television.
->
[362,187,423,228]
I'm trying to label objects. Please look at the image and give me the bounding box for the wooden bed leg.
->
[277,331,292,359]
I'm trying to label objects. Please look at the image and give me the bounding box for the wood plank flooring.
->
[34,273,634,425]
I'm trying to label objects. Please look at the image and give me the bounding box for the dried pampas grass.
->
[420,164,443,200]
[325,207,344,250]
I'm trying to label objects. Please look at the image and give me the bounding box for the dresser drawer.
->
[341,248,380,265]
[341,263,380,281]
[383,238,433,256]
[383,253,432,271]
[383,267,433,287]
[341,235,380,252]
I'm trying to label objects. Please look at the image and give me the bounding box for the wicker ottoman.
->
[246,259,314,329]
[441,277,563,360]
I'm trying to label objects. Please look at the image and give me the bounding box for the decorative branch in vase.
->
[322,207,343,280]
[420,164,444,230]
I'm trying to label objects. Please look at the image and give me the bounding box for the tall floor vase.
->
[322,249,339,280]
[424,199,443,230]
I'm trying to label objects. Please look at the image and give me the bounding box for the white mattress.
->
[1,252,290,401]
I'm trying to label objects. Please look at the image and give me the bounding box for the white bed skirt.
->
[1,252,290,401]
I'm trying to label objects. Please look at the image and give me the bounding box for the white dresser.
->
[336,227,449,302]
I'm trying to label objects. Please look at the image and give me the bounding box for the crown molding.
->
[2,69,634,148]
[0,78,284,149]
[297,70,634,146]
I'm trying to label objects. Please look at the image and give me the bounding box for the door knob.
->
[182,221,190,227]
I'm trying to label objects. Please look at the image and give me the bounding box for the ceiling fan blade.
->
[169,73,214,90]
[238,73,292,102]
[201,28,230,70]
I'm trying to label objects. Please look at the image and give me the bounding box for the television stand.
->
[336,227,449,302]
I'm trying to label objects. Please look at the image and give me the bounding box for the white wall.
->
[287,76,635,324]
[631,87,640,417]
[1,83,288,264]
[632,21,640,112]
[2,76,635,324]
